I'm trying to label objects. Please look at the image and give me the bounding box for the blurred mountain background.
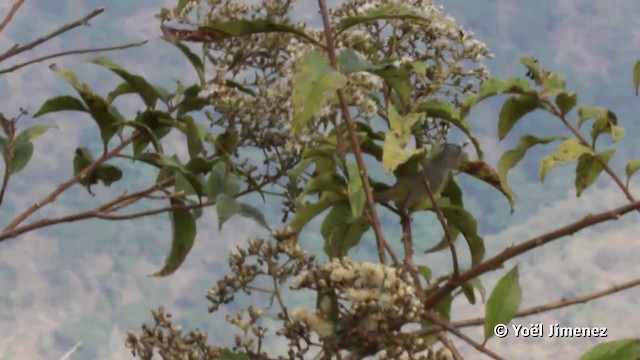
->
[1,0,639,359]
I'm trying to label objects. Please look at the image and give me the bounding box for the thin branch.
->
[401,212,425,294]
[317,0,399,267]
[0,175,167,241]
[419,171,460,279]
[58,342,82,360]
[1,132,140,235]
[542,98,638,209]
[96,200,214,220]
[423,198,640,309]
[0,40,148,75]
[420,277,640,336]
[0,0,24,36]
[0,7,105,63]
[425,312,505,360]
[436,333,463,360]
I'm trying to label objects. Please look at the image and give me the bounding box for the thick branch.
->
[423,199,640,309]
[0,7,105,63]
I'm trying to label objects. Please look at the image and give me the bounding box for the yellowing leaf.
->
[387,105,420,145]
[540,139,594,183]
[382,132,423,173]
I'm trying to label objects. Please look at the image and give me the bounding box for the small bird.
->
[374,143,464,212]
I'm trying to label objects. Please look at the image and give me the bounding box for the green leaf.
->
[461,77,534,119]
[238,202,270,229]
[177,94,211,117]
[107,82,135,104]
[542,72,566,96]
[555,92,577,115]
[303,172,347,196]
[498,94,540,140]
[291,51,347,134]
[174,171,198,197]
[151,199,197,277]
[633,60,640,95]
[441,205,485,267]
[388,105,420,145]
[412,61,427,77]
[484,266,521,341]
[33,95,88,117]
[8,141,34,174]
[625,159,640,187]
[320,204,368,258]
[337,5,436,31]
[14,124,54,145]
[287,157,314,184]
[95,164,123,186]
[216,193,240,230]
[580,339,639,360]
[610,125,625,142]
[459,159,516,213]
[82,93,122,150]
[85,56,160,108]
[372,65,412,109]
[290,191,345,233]
[173,42,205,84]
[577,106,611,129]
[337,49,384,74]
[577,106,620,144]
[206,162,240,199]
[184,116,204,158]
[461,277,485,305]
[417,265,432,282]
[499,134,565,192]
[347,162,366,218]
[575,149,615,197]
[540,138,594,183]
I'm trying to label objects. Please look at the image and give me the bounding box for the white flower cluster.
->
[292,258,423,339]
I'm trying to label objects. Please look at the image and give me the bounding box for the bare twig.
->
[317,0,399,267]
[424,198,640,309]
[0,0,25,36]
[0,40,148,75]
[0,7,105,63]
[419,170,460,279]
[1,132,140,234]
